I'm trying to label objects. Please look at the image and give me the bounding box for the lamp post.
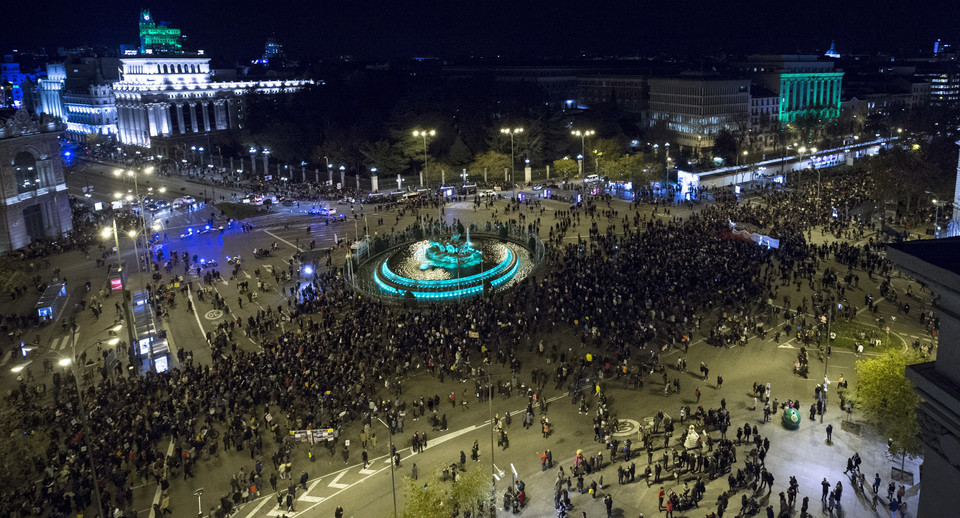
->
[249,147,257,176]
[501,127,523,198]
[413,130,436,188]
[571,130,595,176]
[926,191,943,238]
[113,166,161,271]
[375,417,399,518]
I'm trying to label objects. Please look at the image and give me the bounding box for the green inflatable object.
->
[782,407,801,430]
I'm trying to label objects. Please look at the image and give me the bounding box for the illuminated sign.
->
[154,355,168,373]
[110,277,123,291]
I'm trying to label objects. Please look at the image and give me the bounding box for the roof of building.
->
[887,237,960,276]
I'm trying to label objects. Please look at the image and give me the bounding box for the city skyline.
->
[2,0,957,61]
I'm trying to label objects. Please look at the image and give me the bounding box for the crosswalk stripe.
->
[298,496,324,503]
[358,468,378,475]
[327,471,349,489]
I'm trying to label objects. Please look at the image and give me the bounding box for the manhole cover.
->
[205,310,224,320]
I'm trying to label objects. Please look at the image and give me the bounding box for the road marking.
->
[298,496,325,503]
[421,424,478,450]
[264,230,302,252]
[148,440,176,518]
[185,284,207,340]
[358,468,378,475]
[0,350,12,367]
[613,418,642,437]
[204,310,224,320]
[777,344,796,349]
[242,495,272,517]
[327,471,349,489]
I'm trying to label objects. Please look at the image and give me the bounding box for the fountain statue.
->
[420,232,483,270]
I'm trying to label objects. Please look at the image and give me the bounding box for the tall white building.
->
[112,55,311,149]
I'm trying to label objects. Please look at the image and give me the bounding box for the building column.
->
[201,102,211,132]
[215,101,222,130]
[160,102,171,136]
[792,81,799,114]
[136,106,146,146]
[147,105,159,137]
[189,103,199,133]
[226,99,239,129]
[123,105,136,145]
[781,81,790,117]
[176,103,186,134]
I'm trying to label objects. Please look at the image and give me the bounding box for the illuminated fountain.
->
[357,229,535,301]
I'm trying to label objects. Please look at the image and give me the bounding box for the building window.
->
[14,152,41,194]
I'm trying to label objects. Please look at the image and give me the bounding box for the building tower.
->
[138,9,183,55]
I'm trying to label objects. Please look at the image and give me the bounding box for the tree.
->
[401,465,489,518]
[360,140,409,176]
[552,157,580,179]
[712,129,738,164]
[447,136,473,167]
[605,153,648,182]
[469,151,512,182]
[854,349,923,473]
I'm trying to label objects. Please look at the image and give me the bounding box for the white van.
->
[479,189,496,198]
[584,174,600,183]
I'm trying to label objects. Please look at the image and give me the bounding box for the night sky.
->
[4,0,957,61]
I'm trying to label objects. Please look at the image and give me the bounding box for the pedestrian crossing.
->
[0,333,80,369]
[48,333,81,352]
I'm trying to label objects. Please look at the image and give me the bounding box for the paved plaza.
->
[0,159,930,518]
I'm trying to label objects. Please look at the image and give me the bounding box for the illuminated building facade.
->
[734,55,844,123]
[648,73,750,148]
[139,9,183,55]
[60,57,120,143]
[112,56,312,149]
[0,110,72,252]
[38,64,65,120]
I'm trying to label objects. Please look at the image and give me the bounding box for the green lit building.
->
[734,55,844,123]
[138,9,183,55]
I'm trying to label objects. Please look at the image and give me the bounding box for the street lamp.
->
[926,191,943,238]
[500,127,523,198]
[113,166,158,270]
[412,129,436,188]
[375,417,399,518]
[571,129,595,176]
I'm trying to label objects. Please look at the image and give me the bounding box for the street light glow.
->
[107,337,120,346]
[58,358,71,367]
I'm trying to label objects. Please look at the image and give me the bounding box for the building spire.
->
[824,41,840,58]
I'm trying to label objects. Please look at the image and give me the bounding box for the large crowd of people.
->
[0,164,935,517]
